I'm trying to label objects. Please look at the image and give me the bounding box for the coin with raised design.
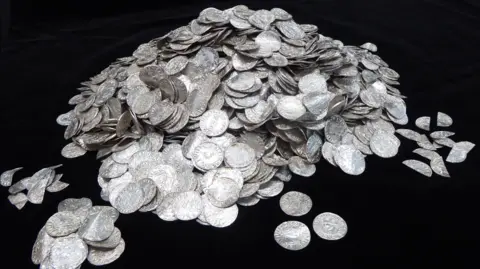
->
[312,212,348,240]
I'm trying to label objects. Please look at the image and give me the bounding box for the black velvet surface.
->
[1,0,480,268]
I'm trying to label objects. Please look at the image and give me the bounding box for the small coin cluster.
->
[31,198,125,268]
[397,112,475,177]
[1,164,66,210]
[274,190,348,251]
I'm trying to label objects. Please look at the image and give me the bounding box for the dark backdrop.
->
[1,0,480,268]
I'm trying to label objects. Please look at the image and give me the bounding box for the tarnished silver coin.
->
[312,212,348,240]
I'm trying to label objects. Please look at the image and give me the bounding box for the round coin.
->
[279,191,312,217]
[199,109,229,137]
[274,221,311,251]
[45,211,82,237]
[312,212,348,240]
[192,142,224,171]
[50,235,88,269]
[224,143,255,168]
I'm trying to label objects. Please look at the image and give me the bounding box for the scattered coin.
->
[279,191,312,217]
[437,112,453,127]
[402,159,433,177]
[446,141,475,163]
[415,116,431,131]
[274,221,311,251]
[312,212,348,240]
[0,167,23,187]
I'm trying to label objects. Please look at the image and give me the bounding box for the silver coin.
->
[437,112,453,127]
[224,143,256,168]
[50,235,88,269]
[312,212,348,240]
[334,144,365,175]
[279,191,312,217]
[446,141,475,163]
[402,159,432,177]
[370,130,400,158]
[45,211,82,237]
[192,142,224,171]
[0,166,23,187]
[274,221,311,251]
[7,192,28,210]
[415,116,431,131]
[87,239,125,266]
[199,109,229,137]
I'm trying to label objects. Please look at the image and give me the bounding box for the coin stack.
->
[32,198,125,268]
[54,5,409,227]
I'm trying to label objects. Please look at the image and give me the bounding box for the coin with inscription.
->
[274,221,311,251]
[312,212,348,240]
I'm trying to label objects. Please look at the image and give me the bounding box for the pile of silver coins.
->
[31,198,125,268]
[55,5,409,228]
[0,5,476,267]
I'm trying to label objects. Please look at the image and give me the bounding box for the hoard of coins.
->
[57,6,407,226]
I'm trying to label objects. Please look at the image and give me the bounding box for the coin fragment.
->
[430,157,450,178]
[415,116,431,131]
[7,192,28,210]
[446,141,475,163]
[402,159,433,177]
[0,167,23,187]
[437,112,453,127]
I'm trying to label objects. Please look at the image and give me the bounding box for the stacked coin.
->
[55,5,409,226]
[31,198,125,267]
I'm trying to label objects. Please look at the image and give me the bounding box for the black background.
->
[1,0,480,268]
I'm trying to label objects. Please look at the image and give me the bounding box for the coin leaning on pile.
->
[55,5,409,228]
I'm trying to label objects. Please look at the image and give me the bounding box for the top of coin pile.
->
[56,5,408,227]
